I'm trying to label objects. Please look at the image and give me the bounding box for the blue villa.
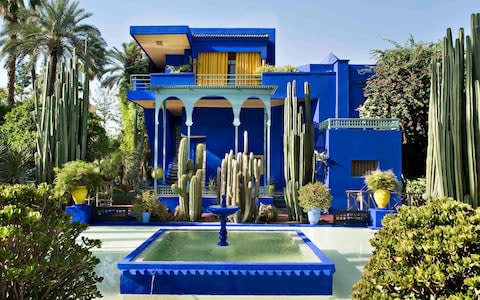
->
[127,25,402,210]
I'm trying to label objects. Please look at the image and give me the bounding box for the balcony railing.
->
[317,118,400,131]
[130,74,150,90]
[130,73,263,90]
[156,184,269,196]
[195,74,262,86]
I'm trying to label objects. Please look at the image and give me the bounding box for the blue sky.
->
[0,0,479,87]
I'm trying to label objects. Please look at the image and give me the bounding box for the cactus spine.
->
[34,49,90,183]
[426,13,480,208]
[171,138,206,221]
[283,81,315,222]
[217,131,261,222]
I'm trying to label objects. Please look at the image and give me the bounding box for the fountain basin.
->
[118,229,335,295]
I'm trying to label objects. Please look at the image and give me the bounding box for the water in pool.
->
[135,230,320,262]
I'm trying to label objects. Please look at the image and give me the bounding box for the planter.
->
[369,208,396,229]
[141,212,151,223]
[268,184,275,195]
[71,185,88,205]
[65,204,92,224]
[373,189,391,208]
[307,208,322,225]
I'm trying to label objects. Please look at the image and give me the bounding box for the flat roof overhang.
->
[130,26,192,68]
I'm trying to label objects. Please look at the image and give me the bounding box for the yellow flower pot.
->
[152,168,164,180]
[71,186,88,205]
[373,189,391,208]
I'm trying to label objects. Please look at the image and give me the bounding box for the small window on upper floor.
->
[352,160,379,177]
[227,53,236,85]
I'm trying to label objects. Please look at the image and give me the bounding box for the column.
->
[162,101,167,184]
[153,97,160,198]
[230,98,243,154]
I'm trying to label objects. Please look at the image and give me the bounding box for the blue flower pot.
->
[141,212,151,223]
[307,208,322,225]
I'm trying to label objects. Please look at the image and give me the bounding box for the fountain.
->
[207,195,239,246]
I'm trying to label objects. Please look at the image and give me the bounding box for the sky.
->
[0,0,479,88]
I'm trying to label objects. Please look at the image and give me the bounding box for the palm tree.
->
[101,41,148,88]
[2,0,107,96]
[0,0,39,106]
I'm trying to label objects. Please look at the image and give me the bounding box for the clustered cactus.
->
[217,131,262,222]
[426,13,480,208]
[35,50,90,183]
[171,138,206,221]
[283,81,315,222]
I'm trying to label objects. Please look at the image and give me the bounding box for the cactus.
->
[171,138,206,220]
[34,48,90,183]
[426,13,480,208]
[283,81,315,222]
[217,131,262,222]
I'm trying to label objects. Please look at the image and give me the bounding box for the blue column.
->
[334,59,350,118]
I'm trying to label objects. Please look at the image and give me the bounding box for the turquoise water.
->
[81,226,374,299]
[136,231,319,262]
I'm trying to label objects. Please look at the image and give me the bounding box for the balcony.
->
[130,73,262,90]
[317,118,400,131]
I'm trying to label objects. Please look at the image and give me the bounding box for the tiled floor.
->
[81,225,375,300]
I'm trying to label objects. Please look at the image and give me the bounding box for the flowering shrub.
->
[352,197,480,299]
[298,182,331,213]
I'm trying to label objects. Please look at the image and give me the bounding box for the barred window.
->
[352,160,379,177]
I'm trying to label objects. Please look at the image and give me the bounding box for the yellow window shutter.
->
[236,52,261,85]
[196,52,228,85]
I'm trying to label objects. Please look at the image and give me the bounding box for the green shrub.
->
[256,64,299,73]
[405,177,426,194]
[99,151,122,180]
[352,197,480,299]
[111,187,134,205]
[0,184,102,299]
[365,169,399,191]
[53,160,103,198]
[298,182,331,213]
[132,191,169,221]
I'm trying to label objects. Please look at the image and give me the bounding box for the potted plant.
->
[365,169,399,209]
[268,180,275,195]
[53,160,103,223]
[208,177,216,193]
[132,191,169,223]
[298,182,331,224]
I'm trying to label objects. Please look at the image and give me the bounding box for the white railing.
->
[195,74,262,86]
[317,118,400,131]
[130,74,150,90]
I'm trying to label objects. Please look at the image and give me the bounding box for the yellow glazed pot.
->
[71,186,88,205]
[373,189,391,208]
[152,168,164,180]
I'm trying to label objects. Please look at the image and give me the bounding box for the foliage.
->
[0,183,102,299]
[111,187,134,205]
[0,98,35,150]
[132,191,168,221]
[0,141,32,183]
[98,151,122,180]
[298,182,331,213]
[352,198,480,299]
[92,86,121,135]
[255,204,278,223]
[365,169,399,191]
[359,36,440,177]
[1,0,107,94]
[166,64,192,73]
[405,177,426,194]
[53,160,103,198]
[86,112,113,162]
[208,177,215,191]
[256,64,299,73]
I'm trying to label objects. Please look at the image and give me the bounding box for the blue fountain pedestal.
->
[207,205,239,246]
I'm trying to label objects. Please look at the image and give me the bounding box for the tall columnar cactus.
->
[171,138,206,221]
[283,81,315,222]
[426,13,480,208]
[34,49,90,183]
[217,131,262,222]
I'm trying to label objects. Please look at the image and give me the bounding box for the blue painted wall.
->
[323,129,402,210]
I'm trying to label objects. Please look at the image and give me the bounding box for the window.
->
[351,160,378,177]
[227,53,236,85]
